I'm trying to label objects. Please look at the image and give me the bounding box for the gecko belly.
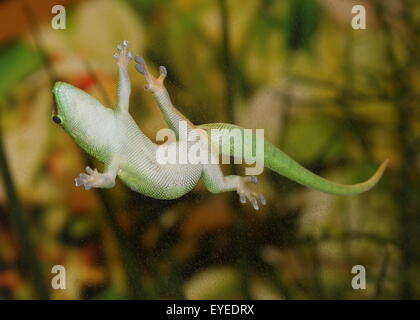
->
[117,163,203,200]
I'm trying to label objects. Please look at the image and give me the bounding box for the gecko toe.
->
[75,174,88,187]
[159,66,167,77]
[250,176,258,184]
[74,168,100,190]
[250,197,259,210]
[239,193,246,204]
[134,55,143,64]
[115,41,132,68]
[136,64,146,76]
[80,173,89,180]
[259,194,266,206]
[135,56,146,75]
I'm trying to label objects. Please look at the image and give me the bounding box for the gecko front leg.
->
[114,40,132,112]
[74,158,120,190]
[134,56,195,133]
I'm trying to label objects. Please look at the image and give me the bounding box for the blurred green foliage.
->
[0,43,40,98]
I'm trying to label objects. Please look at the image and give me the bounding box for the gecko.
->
[51,40,388,210]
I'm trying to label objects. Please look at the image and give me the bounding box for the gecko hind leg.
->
[203,165,266,211]
[134,55,166,93]
[237,175,266,210]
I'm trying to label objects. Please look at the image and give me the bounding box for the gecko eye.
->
[52,115,62,124]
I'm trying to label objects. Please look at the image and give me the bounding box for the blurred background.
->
[0,0,418,300]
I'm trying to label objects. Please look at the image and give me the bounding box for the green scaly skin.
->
[51,41,388,210]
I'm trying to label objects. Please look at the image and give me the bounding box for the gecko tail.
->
[264,137,388,195]
[199,123,388,196]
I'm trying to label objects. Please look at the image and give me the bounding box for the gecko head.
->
[51,81,115,155]
[52,82,74,126]
[51,81,105,132]
[52,81,84,127]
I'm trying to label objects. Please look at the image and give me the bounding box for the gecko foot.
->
[134,55,166,92]
[114,40,132,70]
[237,176,266,211]
[74,166,103,190]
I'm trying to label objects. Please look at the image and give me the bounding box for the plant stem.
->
[219,0,252,299]
[374,0,419,299]
[219,0,235,125]
[0,123,50,299]
[92,179,147,299]
[373,246,390,299]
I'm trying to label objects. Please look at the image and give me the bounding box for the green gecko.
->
[51,40,388,210]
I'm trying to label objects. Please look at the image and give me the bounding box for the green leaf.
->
[0,42,41,98]
[284,0,319,51]
[283,115,340,164]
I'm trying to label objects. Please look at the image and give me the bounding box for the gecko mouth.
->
[52,92,59,115]
[52,93,62,124]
